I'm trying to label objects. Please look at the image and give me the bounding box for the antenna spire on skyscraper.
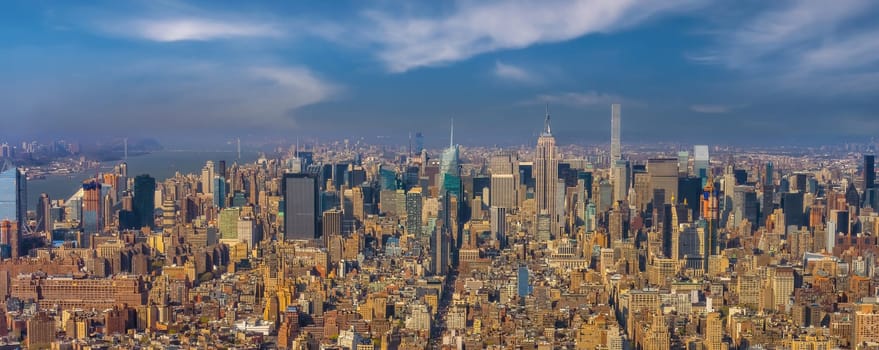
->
[543,103,552,136]
[450,118,454,147]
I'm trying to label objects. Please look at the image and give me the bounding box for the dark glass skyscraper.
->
[133,174,156,229]
[865,155,875,190]
[283,174,319,240]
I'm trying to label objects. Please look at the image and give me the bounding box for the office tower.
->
[217,160,226,179]
[133,175,156,229]
[704,312,724,350]
[865,155,876,190]
[517,265,530,297]
[414,131,424,154]
[693,145,709,181]
[322,209,342,239]
[27,311,55,349]
[213,176,226,209]
[782,191,805,232]
[676,151,689,176]
[237,217,256,250]
[610,103,621,162]
[282,174,319,240]
[490,152,518,209]
[647,158,679,207]
[202,161,214,195]
[596,180,613,213]
[772,266,794,312]
[0,165,25,257]
[535,108,559,236]
[701,180,719,272]
[790,172,808,193]
[82,179,103,235]
[677,177,701,220]
[431,229,449,276]
[379,167,397,191]
[733,185,758,228]
[611,160,630,204]
[219,207,241,240]
[405,187,423,237]
[490,206,506,246]
[36,193,52,239]
[439,120,460,197]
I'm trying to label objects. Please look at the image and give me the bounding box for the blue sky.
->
[2,0,879,147]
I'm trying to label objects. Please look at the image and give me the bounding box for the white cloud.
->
[494,61,536,82]
[529,91,625,107]
[361,0,700,72]
[127,18,281,42]
[3,61,340,133]
[690,104,732,113]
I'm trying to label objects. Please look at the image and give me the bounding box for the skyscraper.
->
[701,179,719,272]
[283,174,319,240]
[202,161,214,195]
[611,159,630,203]
[82,179,102,235]
[865,155,875,190]
[694,145,709,182]
[213,176,226,208]
[535,108,559,236]
[0,165,25,257]
[490,152,517,209]
[36,193,52,239]
[133,175,156,229]
[611,103,621,162]
[405,187,423,237]
[438,119,460,196]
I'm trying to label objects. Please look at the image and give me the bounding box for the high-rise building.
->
[701,179,719,272]
[693,145,709,181]
[772,266,794,312]
[322,209,342,239]
[535,109,559,236]
[648,158,679,207]
[202,161,214,195]
[82,179,103,235]
[490,206,506,246]
[782,191,805,232]
[865,155,875,190]
[611,103,621,162]
[733,185,758,228]
[282,174,319,240]
[219,207,241,240]
[27,311,55,349]
[213,176,226,209]
[490,152,518,210]
[517,265,530,297]
[36,193,52,240]
[612,159,630,204]
[439,120,460,198]
[0,165,26,257]
[704,312,724,350]
[133,175,156,230]
[405,187,423,237]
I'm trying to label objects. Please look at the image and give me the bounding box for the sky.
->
[2,0,879,147]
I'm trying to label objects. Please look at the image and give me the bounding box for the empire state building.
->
[534,108,559,237]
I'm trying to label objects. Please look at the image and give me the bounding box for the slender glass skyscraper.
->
[611,103,621,162]
[535,108,559,236]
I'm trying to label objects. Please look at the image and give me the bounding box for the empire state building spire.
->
[542,103,552,136]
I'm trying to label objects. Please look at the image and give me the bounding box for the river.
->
[26,150,260,209]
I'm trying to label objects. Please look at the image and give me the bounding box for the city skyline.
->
[2,1,879,145]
